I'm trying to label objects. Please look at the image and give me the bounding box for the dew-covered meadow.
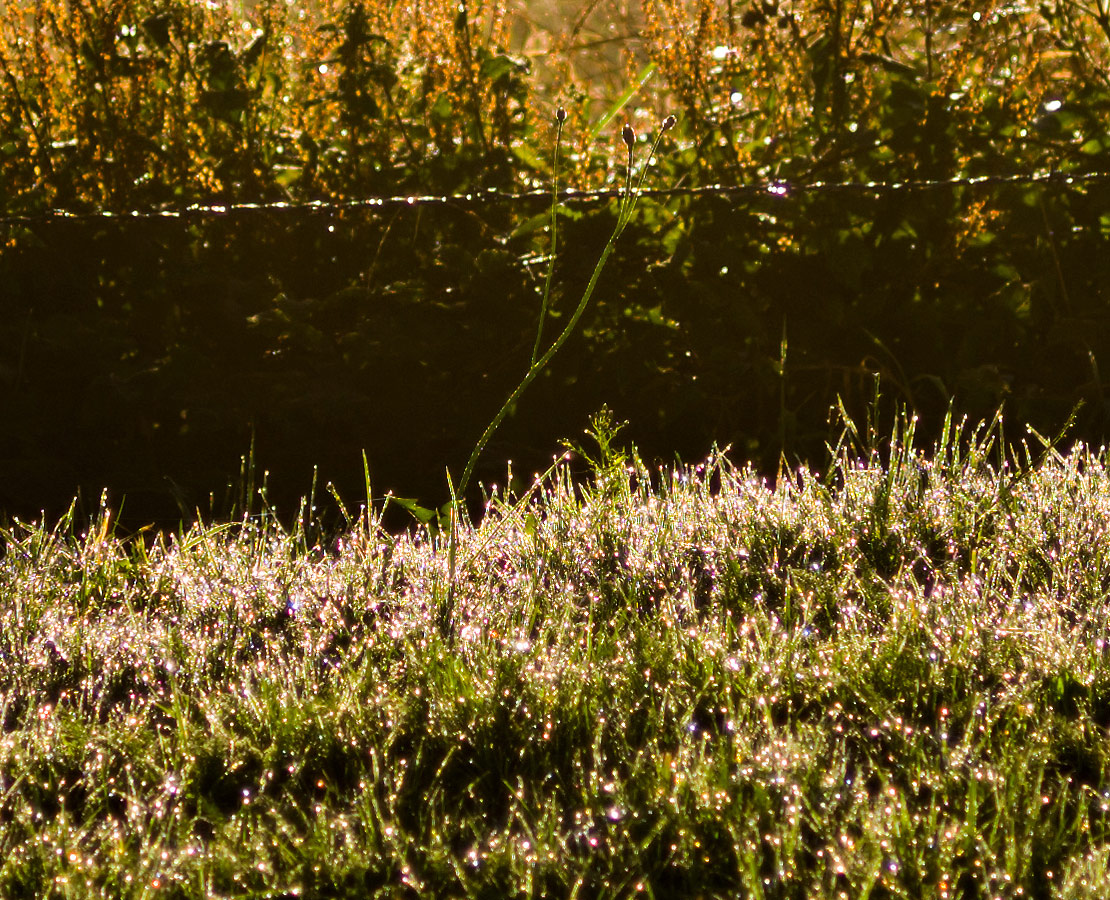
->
[4,412,1110,898]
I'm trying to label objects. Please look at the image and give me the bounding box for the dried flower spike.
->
[622,124,635,149]
[556,107,567,123]
[661,114,676,132]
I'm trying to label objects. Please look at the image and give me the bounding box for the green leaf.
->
[510,142,545,172]
[589,63,656,139]
[480,54,523,86]
[390,497,438,525]
[509,210,551,240]
[429,93,453,126]
[807,33,833,120]
[273,165,303,188]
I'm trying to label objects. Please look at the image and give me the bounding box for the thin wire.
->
[1,169,1107,226]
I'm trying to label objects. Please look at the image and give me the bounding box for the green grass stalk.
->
[457,113,676,506]
[7,406,1110,898]
[438,113,676,629]
[529,107,566,368]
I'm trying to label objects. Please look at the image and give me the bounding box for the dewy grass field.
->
[5,1,1110,897]
[4,409,1110,898]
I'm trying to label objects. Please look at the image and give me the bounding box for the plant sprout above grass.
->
[439,111,678,634]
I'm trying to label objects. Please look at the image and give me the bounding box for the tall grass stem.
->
[530,111,565,367]
[456,117,673,505]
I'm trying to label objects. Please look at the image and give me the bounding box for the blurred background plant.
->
[0,0,543,211]
[4,0,1107,202]
[1,0,1109,528]
[643,0,1096,183]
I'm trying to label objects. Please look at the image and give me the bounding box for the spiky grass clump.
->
[4,413,1110,897]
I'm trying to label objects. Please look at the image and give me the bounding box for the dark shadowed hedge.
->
[2,0,1110,526]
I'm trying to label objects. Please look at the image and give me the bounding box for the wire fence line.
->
[1,168,1108,227]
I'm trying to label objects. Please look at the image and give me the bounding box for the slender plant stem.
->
[443,235,616,636]
[531,117,564,367]
[458,237,619,501]
[442,115,676,632]
[457,124,671,502]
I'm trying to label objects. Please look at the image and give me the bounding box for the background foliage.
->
[1,0,1110,525]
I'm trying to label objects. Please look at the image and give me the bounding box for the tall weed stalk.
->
[439,110,677,632]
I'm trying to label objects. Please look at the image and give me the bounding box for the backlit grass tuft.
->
[4,412,1110,897]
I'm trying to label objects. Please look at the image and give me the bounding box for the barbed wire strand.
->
[1,169,1108,226]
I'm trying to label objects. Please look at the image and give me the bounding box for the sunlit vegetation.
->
[1,0,1106,208]
[4,4,1110,893]
[2,0,1110,521]
[4,411,1110,896]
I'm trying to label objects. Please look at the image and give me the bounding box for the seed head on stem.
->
[620,124,636,215]
[615,116,677,235]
